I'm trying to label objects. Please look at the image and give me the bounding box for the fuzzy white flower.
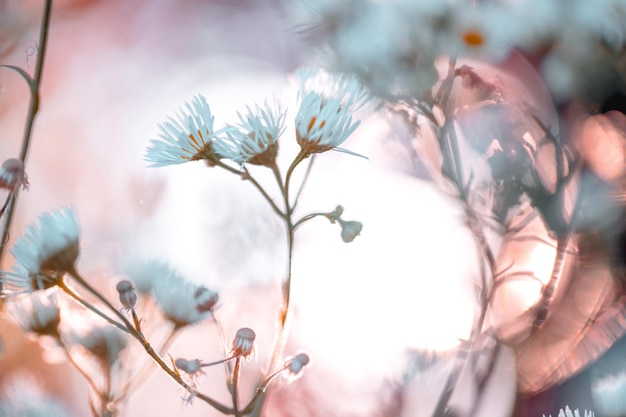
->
[294,67,370,110]
[145,95,221,167]
[1,208,79,298]
[152,265,212,327]
[592,370,626,417]
[0,158,29,192]
[4,291,61,336]
[295,92,361,157]
[70,322,130,368]
[214,99,286,167]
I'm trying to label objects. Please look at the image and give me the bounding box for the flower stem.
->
[0,0,53,268]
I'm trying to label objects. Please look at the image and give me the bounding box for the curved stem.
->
[58,280,129,333]
[67,269,233,413]
[0,0,53,268]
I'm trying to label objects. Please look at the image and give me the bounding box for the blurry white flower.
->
[295,92,361,156]
[4,291,60,337]
[70,322,129,368]
[1,208,79,298]
[145,95,221,167]
[194,286,219,314]
[592,371,626,417]
[120,257,170,294]
[230,327,256,360]
[0,158,29,192]
[214,99,286,167]
[542,406,595,417]
[152,266,212,327]
[0,374,70,417]
[294,67,370,110]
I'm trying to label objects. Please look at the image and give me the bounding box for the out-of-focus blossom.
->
[70,323,130,368]
[145,95,221,167]
[119,258,170,294]
[295,92,361,156]
[152,265,212,327]
[0,158,29,192]
[175,358,204,376]
[542,406,595,417]
[283,352,310,380]
[294,67,370,110]
[0,208,79,298]
[194,286,219,314]
[3,291,61,337]
[592,370,626,417]
[214,99,286,167]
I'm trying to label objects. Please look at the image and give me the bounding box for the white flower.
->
[294,67,370,110]
[0,158,29,192]
[4,290,61,336]
[592,370,626,417]
[70,322,130,368]
[295,92,361,156]
[214,99,286,167]
[1,208,79,298]
[152,265,211,327]
[543,406,595,417]
[145,95,221,167]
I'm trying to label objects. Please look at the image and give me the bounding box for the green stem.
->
[0,0,53,268]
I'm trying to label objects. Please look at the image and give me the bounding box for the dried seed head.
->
[116,280,137,310]
[231,327,256,359]
[0,158,29,192]
[194,286,219,313]
[175,358,203,375]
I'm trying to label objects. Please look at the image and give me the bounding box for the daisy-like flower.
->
[4,290,61,337]
[0,158,29,192]
[145,95,221,167]
[152,265,212,328]
[214,99,286,167]
[295,91,361,157]
[70,322,130,368]
[0,208,79,298]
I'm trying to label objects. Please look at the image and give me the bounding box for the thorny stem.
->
[0,0,53,268]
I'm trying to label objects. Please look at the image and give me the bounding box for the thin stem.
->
[58,281,129,333]
[293,212,329,230]
[291,155,316,211]
[57,334,103,404]
[241,367,287,415]
[67,269,233,413]
[231,357,242,417]
[0,0,53,267]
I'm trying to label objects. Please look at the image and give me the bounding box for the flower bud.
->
[0,158,29,192]
[231,327,256,359]
[175,358,203,375]
[194,286,219,313]
[286,352,310,377]
[116,280,137,310]
[339,219,362,243]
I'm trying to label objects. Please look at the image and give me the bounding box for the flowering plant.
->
[1,1,625,417]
